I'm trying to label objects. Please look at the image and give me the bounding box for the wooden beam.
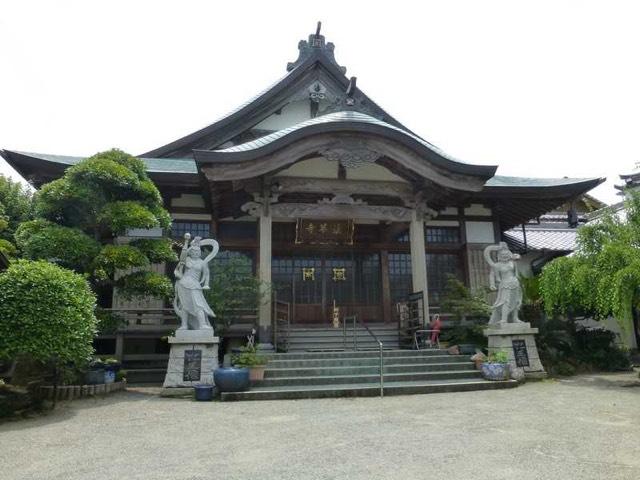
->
[272,176,414,201]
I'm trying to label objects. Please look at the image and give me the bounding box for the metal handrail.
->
[344,315,384,398]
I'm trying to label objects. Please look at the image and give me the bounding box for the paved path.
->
[2,372,639,480]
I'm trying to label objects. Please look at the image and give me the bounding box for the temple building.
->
[2,26,604,355]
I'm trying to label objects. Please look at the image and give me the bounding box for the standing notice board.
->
[512,339,530,367]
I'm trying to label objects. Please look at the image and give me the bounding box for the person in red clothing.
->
[428,314,442,346]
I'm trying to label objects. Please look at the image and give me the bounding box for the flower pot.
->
[213,367,250,393]
[194,385,215,401]
[481,362,510,381]
[103,368,116,384]
[249,365,266,382]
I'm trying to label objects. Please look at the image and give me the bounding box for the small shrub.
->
[440,276,491,322]
[488,351,508,363]
[0,260,97,366]
[232,346,266,367]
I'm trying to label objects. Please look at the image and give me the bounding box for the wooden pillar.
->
[258,213,273,344]
[410,211,430,322]
[114,333,124,362]
[380,250,392,323]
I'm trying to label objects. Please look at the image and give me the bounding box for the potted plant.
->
[232,346,267,382]
[86,357,121,385]
[481,350,510,381]
[86,359,106,385]
[102,358,121,384]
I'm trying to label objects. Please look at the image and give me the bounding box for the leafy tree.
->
[204,256,266,334]
[0,175,33,257]
[0,260,97,365]
[14,149,176,301]
[540,191,640,346]
[440,275,491,322]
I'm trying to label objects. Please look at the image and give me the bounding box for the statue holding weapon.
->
[173,233,219,331]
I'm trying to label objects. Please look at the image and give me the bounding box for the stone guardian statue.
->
[173,233,219,331]
[483,242,523,325]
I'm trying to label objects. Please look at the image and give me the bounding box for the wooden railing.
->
[273,296,291,352]
[101,308,257,334]
[396,292,427,348]
[103,308,179,332]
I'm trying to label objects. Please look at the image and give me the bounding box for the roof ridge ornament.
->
[345,77,357,106]
[287,21,347,74]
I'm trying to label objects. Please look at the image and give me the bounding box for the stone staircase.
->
[280,324,401,352]
[220,349,517,401]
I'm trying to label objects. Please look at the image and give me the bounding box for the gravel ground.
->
[1,372,639,480]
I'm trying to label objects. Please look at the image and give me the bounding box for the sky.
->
[1,0,639,205]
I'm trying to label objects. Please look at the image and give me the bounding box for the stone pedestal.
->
[485,323,546,380]
[162,330,220,388]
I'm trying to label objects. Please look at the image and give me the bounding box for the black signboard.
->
[183,350,202,381]
[512,340,530,367]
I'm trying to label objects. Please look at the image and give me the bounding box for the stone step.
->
[255,370,481,387]
[267,355,471,369]
[280,326,402,353]
[285,330,399,338]
[284,324,397,331]
[264,362,474,378]
[262,349,450,361]
[220,378,518,401]
[284,344,400,353]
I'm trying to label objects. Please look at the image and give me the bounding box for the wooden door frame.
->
[272,249,384,325]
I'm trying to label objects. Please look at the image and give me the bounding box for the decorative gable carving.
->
[319,147,382,169]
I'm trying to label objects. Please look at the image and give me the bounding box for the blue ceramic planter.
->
[481,362,510,381]
[214,367,250,392]
[103,369,116,384]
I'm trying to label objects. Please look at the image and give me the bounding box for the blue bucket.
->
[194,385,215,401]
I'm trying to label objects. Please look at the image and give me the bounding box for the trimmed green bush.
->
[129,238,177,264]
[27,149,175,301]
[0,260,97,365]
[15,220,100,273]
[98,201,160,234]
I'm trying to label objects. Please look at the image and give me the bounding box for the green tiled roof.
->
[486,175,601,188]
[13,151,198,174]
[215,111,479,167]
[5,150,602,190]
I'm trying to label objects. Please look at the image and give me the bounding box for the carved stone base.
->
[162,330,219,388]
[484,322,546,380]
